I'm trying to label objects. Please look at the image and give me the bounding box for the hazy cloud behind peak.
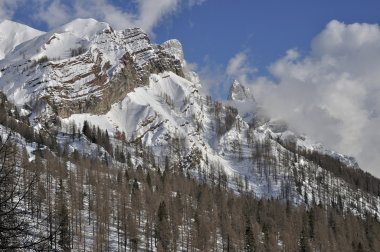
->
[244,20,380,177]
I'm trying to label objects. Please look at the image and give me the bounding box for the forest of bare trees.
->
[1,130,380,251]
[1,92,380,251]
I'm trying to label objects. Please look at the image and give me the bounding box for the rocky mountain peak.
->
[0,19,184,119]
[227,80,255,101]
[161,39,185,64]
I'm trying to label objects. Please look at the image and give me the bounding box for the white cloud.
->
[245,20,380,177]
[226,51,257,84]
[0,0,22,21]
[198,51,257,99]
[188,0,206,7]
[71,0,136,30]
[135,0,179,33]
[26,0,205,35]
[34,0,71,28]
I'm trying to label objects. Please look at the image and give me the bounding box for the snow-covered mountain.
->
[0,20,44,60]
[1,18,379,219]
[0,18,183,123]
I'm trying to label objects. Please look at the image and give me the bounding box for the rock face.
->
[227,80,255,101]
[51,28,184,117]
[0,19,184,118]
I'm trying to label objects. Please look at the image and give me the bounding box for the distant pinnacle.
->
[227,80,255,101]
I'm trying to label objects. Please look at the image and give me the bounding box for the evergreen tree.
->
[156,201,171,250]
[82,120,90,138]
[244,218,255,252]
[56,179,70,251]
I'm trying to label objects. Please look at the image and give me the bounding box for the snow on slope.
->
[0,18,115,106]
[64,72,203,147]
[1,18,110,63]
[63,71,235,175]
[0,20,44,60]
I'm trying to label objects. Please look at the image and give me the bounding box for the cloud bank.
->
[232,20,380,177]
[0,0,205,34]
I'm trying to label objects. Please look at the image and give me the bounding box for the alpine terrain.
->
[1,18,380,251]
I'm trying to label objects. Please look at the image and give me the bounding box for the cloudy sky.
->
[1,0,380,177]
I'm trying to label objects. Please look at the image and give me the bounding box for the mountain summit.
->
[0,18,183,119]
[227,80,255,101]
[0,19,44,60]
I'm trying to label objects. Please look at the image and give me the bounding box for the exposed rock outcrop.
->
[227,80,255,101]
[0,21,184,118]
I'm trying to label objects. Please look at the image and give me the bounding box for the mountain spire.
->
[227,80,255,101]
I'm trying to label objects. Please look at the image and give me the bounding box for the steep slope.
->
[0,20,44,60]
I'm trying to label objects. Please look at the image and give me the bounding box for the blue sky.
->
[2,0,380,176]
[154,0,380,75]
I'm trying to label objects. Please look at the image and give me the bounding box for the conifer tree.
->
[156,200,171,250]
[56,179,70,252]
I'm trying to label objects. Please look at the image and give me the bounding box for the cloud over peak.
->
[247,20,380,177]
